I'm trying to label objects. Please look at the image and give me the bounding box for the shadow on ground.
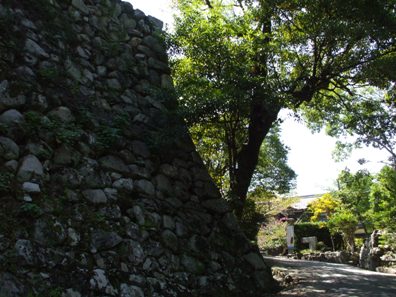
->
[264,256,396,297]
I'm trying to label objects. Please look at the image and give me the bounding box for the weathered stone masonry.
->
[0,0,275,296]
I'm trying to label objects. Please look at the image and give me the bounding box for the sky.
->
[127,0,391,196]
[279,110,390,196]
[128,0,174,29]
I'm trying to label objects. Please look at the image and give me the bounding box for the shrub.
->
[327,209,358,252]
[258,218,287,254]
[379,230,396,250]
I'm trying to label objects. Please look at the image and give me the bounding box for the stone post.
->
[286,218,296,255]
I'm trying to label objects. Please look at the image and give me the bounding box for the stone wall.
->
[0,0,275,296]
[299,251,359,266]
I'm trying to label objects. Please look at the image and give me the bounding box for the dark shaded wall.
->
[0,0,275,296]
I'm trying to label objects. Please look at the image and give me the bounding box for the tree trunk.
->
[231,15,277,218]
[330,235,335,251]
[357,213,370,236]
[233,94,281,218]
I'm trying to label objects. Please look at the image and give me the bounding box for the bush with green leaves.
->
[239,192,300,243]
[327,208,358,252]
[370,166,396,231]
[379,230,396,250]
[257,218,287,254]
[354,237,365,251]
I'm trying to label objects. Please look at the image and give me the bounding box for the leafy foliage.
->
[308,193,339,223]
[251,127,297,195]
[239,198,266,242]
[379,230,396,250]
[310,166,396,251]
[170,0,396,216]
[0,170,13,193]
[369,166,396,230]
[251,193,300,251]
[336,169,373,234]
[307,192,357,251]
[303,88,396,163]
[19,203,43,219]
[95,125,122,152]
[24,111,83,146]
[257,218,287,253]
[190,121,296,197]
[171,0,272,203]
[327,208,358,252]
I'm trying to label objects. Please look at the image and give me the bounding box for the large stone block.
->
[17,154,43,181]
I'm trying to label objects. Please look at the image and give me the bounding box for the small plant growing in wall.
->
[0,169,13,194]
[53,123,83,146]
[93,111,130,153]
[19,203,43,218]
[28,287,63,297]
[24,111,84,146]
[24,111,42,128]
[23,111,48,140]
[38,66,62,86]
[95,125,122,152]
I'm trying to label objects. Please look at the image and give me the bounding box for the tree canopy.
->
[170,0,396,215]
[306,165,396,251]
[303,87,396,164]
[327,207,359,252]
[370,166,396,230]
[190,122,296,198]
[309,193,340,223]
[335,169,373,234]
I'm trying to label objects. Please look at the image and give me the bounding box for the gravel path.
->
[264,256,396,297]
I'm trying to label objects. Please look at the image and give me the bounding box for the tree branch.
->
[204,0,213,8]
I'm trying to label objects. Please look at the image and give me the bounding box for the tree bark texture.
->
[233,94,281,217]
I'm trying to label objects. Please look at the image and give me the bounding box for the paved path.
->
[264,256,396,297]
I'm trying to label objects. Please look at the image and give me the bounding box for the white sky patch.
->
[279,110,391,196]
[126,0,174,31]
